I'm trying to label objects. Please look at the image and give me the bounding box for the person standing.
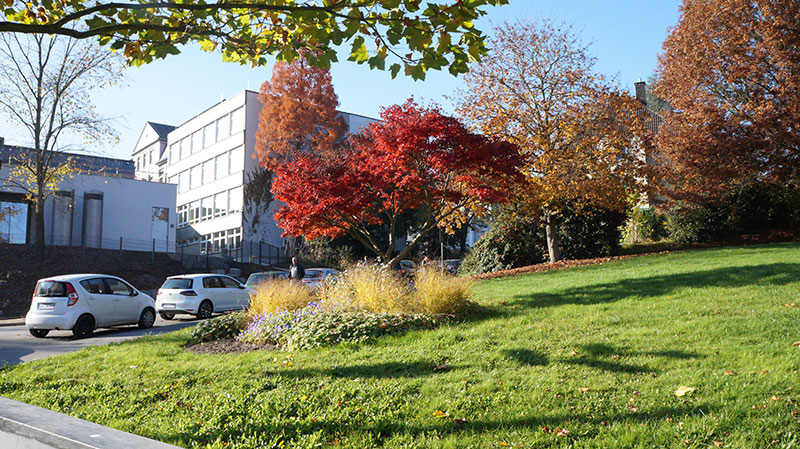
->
[289,257,305,281]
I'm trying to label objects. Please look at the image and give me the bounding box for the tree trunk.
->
[544,210,561,263]
[33,196,46,259]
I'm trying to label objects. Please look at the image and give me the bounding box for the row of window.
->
[178,227,242,254]
[136,150,155,170]
[176,187,243,228]
[168,146,244,193]
[168,107,245,163]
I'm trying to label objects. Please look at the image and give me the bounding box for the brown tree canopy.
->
[656,0,800,201]
[457,20,653,262]
[255,57,346,169]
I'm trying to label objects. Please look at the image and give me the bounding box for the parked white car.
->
[302,268,340,289]
[156,274,250,320]
[25,274,156,339]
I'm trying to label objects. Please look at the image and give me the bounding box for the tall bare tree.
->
[0,33,123,254]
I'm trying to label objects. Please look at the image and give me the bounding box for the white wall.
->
[0,163,177,252]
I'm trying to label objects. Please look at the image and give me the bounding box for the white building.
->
[0,143,177,252]
[135,90,375,258]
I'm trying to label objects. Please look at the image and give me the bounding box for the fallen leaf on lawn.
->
[570,351,579,356]
[433,410,449,419]
[499,442,509,446]
[674,386,695,397]
[578,387,590,393]
[611,354,620,359]
[771,396,781,401]
[555,428,570,437]
[724,370,735,376]
[760,370,769,374]
[541,426,550,433]
[793,342,800,346]
[433,364,448,371]
[783,303,795,308]
[713,441,723,447]
[453,418,467,423]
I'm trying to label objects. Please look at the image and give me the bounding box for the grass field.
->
[2,244,799,448]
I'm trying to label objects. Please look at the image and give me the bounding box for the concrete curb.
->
[0,396,182,449]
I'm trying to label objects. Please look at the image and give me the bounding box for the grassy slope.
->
[2,244,799,448]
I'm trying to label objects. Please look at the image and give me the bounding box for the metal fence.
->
[175,239,290,270]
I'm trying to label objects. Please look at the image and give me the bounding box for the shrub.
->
[622,207,667,243]
[557,205,626,259]
[321,264,414,313]
[188,312,249,345]
[413,268,474,314]
[248,279,314,316]
[459,212,545,275]
[283,312,453,350]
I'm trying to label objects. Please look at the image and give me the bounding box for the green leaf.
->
[349,36,369,62]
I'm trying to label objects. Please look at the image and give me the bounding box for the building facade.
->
[0,143,177,252]
[136,90,375,257]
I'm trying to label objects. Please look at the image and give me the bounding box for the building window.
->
[202,160,214,184]
[149,150,154,165]
[213,231,225,253]
[179,138,187,159]
[178,170,189,193]
[200,197,213,221]
[169,144,177,163]
[216,115,230,141]
[215,153,228,179]
[189,200,200,224]
[203,123,215,148]
[230,145,244,173]
[191,130,202,154]
[177,204,188,228]
[0,201,28,244]
[190,165,201,190]
[230,107,245,134]
[228,186,242,214]
[227,227,242,250]
[214,192,227,218]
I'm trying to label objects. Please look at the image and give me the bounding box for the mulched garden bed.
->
[185,339,276,354]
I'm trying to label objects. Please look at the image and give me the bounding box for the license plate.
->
[163,303,176,309]
[37,303,55,311]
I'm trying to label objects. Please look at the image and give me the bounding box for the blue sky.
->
[4,1,683,160]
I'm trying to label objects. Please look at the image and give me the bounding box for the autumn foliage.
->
[656,0,800,201]
[458,20,653,262]
[271,100,522,265]
[255,57,346,169]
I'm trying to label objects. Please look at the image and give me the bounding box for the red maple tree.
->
[656,0,800,201]
[271,100,523,265]
[255,55,346,169]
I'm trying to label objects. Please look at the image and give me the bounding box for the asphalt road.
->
[0,316,199,366]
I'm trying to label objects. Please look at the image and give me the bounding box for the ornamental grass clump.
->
[413,267,475,314]
[322,264,414,313]
[247,279,314,316]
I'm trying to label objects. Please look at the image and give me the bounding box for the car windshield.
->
[246,273,286,286]
[304,271,323,279]
[161,278,192,289]
[35,281,67,297]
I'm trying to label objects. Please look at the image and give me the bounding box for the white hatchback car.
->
[156,274,250,320]
[302,268,340,289]
[25,274,156,339]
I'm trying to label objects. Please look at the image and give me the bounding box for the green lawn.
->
[2,244,800,448]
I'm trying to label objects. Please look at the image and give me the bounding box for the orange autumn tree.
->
[255,56,346,169]
[655,0,800,202]
[458,20,653,262]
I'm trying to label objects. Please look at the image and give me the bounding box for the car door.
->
[201,276,223,311]
[220,276,247,311]
[79,277,115,327]
[105,278,139,325]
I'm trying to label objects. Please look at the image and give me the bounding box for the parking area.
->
[0,316,198,366]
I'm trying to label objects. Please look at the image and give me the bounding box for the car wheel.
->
[138,308,156,329]
[196,300,213,320]
[29,329,49,338]
[72,314,95,339]
[159,312,175,320]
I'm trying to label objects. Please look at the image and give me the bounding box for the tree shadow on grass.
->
[511,263,800,309]
[264,360,465,380]
[502,349,549,366]
[557,343,705,375]
[156,403,717,448]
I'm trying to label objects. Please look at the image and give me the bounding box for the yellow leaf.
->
[433,410,450,419]
[674,386,695,397]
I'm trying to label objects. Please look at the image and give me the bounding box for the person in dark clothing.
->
[289,257,305,281]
